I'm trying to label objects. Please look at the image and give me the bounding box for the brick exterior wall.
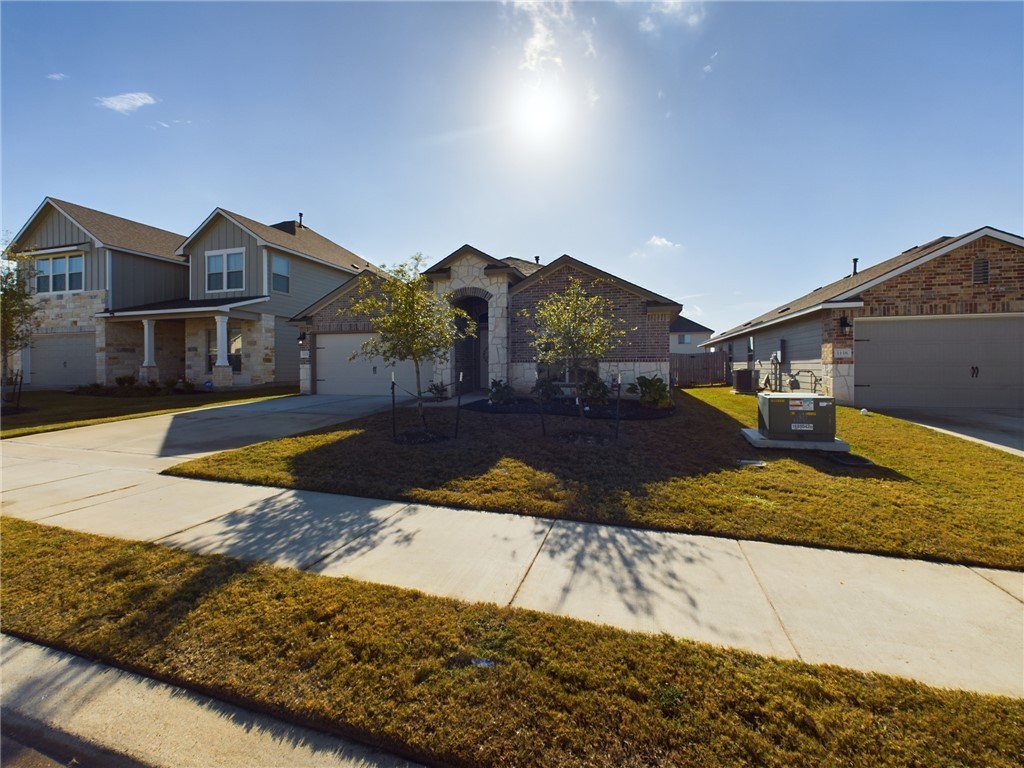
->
[822,237,1024,363]
[307,279,377,334]
[509,265,673,364]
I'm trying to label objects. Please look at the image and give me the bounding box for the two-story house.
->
[11,198,378,389]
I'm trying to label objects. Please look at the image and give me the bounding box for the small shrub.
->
[182,379,196,394]
[579,370,610,405]
[489,378,515,405]
[427,381,448,401]
[626,375,672,409]
[145,379,161,394]
[75,382,107,396]
[115,374,137,389]
[532,377,563,403]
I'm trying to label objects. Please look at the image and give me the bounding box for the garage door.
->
[854,315,1023,408]
[315,333,431,396]
[28,331,97,387]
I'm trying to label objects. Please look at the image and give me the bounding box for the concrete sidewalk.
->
[1,635,421,768]
[2,431,1021,698]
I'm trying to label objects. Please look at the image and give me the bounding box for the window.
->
[676,333,692,345]
[207,326,243,373]
[34,254,83,293]
[972,257,990,285]
[206,249,244,292]
[271,254,290,293]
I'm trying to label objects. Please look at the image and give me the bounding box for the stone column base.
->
[212,365,234,388]
[138,366,160,385]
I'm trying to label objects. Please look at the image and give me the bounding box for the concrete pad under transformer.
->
[159,492,409,570]
[313,505,554,605]
[512,520,798,658]
[740,540,1024,697]
[741,427,851,452]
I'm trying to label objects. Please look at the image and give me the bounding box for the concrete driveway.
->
[878,406,1024,456]
[3,394,401,467]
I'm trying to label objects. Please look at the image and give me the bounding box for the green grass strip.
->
[2,517,1021,767]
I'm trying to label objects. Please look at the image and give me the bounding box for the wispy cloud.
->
[630,234,684,261]
[96,92,156,114]
[512,0,573,73]
[638,1,706,35]
[703,50,718,75]
[647,235,682,249]
[46,72,68,81]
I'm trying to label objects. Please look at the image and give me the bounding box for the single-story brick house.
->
[703,226,1024,408]
[10,198,378,389]
[291,245,682,396]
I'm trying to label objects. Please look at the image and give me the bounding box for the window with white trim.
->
[35,254,84,293]
[271,254,290,293]
[206,249,244,292]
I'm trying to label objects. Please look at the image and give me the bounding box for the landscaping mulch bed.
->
[462,397,674,420]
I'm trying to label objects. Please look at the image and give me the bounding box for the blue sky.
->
[3,1,1021,335]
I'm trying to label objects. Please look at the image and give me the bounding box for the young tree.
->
[1,240,38,385]
[345,254,476,429]
[523,277,627,418]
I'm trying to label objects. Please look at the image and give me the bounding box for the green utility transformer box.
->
[757,393,836,441]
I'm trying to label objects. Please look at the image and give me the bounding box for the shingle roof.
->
[710,226,1018,342]
[670,315,714,334]
[501,256,544,276]
[46,198,186,260]
[185,208,382,275]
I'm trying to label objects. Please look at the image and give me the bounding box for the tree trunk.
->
[413,359,426,430]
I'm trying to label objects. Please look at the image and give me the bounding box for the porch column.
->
[211,314,233,388]
[139,319,159,384]
[215,315,229,367]
[142,319,156,367]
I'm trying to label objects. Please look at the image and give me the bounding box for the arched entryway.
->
[453,295,488,392]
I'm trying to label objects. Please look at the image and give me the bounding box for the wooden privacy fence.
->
[670,349,730,387]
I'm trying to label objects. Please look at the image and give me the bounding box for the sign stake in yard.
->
[454,371,463,439]
[391,373,397,442]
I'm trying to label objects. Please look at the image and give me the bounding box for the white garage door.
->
[315,333,431,396]
[854,315,1023,408]
[28,332,97,387]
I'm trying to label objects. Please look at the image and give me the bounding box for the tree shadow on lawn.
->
[280,390,908,531]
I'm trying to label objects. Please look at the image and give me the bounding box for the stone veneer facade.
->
[428,258,511,390]
[184,313,277,387]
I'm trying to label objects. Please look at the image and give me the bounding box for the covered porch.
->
[98,297,274,388]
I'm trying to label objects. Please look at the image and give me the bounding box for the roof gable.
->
[510,254,681,310]
[423,244,515,274]
[711,226,1024,342]
[13,197,186,261]
[670,315,714,334]
[178,208,380,275]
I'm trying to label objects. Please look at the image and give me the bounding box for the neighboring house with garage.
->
[292,245,682,396]
[670,315,714,353]
[10,197,378,389]
[703,226,1024,408]
[10,197,188,387]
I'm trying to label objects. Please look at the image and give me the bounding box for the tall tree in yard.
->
[345,255,475,429]
[523,277,626,418]
[1,240,38,384]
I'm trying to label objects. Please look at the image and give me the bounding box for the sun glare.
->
[508,80,572,149]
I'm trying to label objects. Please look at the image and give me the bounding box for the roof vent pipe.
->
[534,255,540,264]
[852,257,858,275]
[298,212,304,228]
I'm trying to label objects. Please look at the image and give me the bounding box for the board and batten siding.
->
[731,315,825,393]
[261,250,355,319]
[186,216,260,300]
[109,250,188,309]
[19,206,105,292]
